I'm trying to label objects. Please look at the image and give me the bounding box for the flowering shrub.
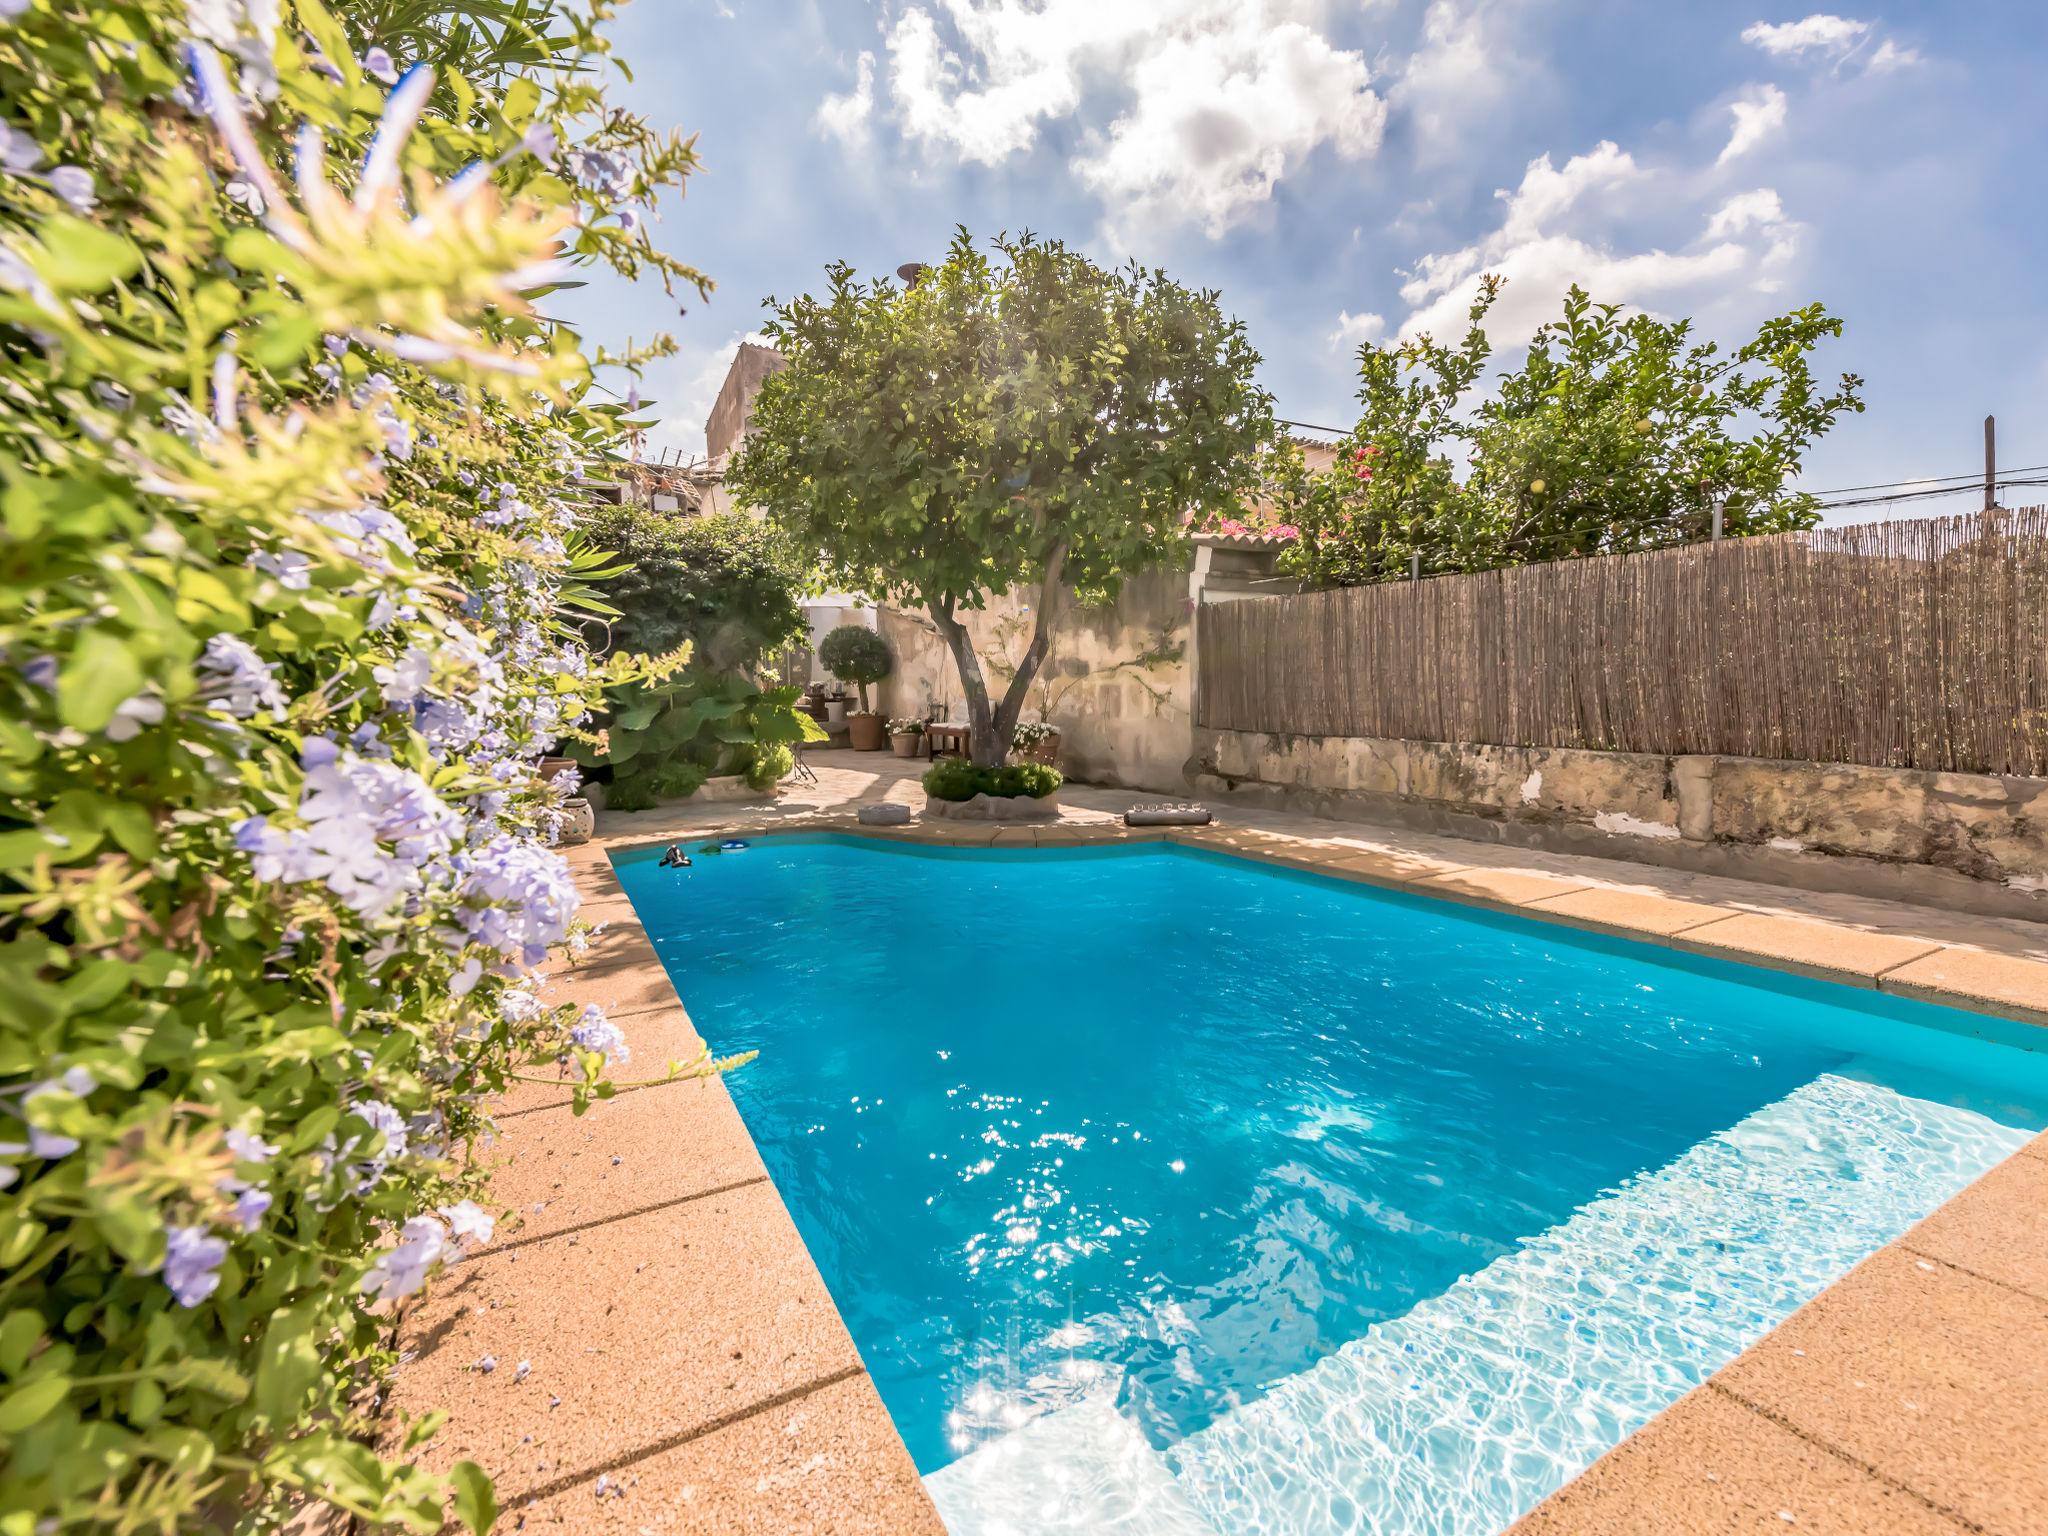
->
[0,1,729,1529]
[886,718,925,737]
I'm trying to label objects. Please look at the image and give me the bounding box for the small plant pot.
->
[889,732,922,759]
[847,712,887,751]
[824,699,847,727]
[1017,730,1062,766]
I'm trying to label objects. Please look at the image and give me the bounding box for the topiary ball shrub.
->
[922,760,1063,801]
[818,623,892,713]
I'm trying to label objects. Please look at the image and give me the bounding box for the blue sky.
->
[560,2,2048,518]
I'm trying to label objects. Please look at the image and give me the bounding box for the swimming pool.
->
[615,835,2048,1536]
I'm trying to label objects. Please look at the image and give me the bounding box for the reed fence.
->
[1195,508,2048,776]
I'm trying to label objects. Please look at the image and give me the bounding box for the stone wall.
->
[875,567,1194,792]
[1189,726,2048,920]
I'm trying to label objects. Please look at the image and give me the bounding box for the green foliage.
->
[742,742,794,791]
[922,759,1062,801]
[818,623,891,712]
[0,1,722,1530]
[731,228,1274,765]
[1279,277,1866,585]
[602,672,816,806]
[584,506,807,672]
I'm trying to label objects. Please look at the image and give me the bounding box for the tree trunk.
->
[929,541,1068,770]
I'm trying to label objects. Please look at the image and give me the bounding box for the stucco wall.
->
[875,567,1194,793]
[1190,726,2048,920]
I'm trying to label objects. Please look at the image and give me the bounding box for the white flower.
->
[104,692,165,742]
[440,1198,495,1246]
[361,1215,446,1300]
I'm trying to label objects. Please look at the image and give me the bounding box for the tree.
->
[730,229,1275,766]
[1280,278,1866,585]
[819,623,891,713]
[582,505,807,672]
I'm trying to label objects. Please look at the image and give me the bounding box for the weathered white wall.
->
[875,567,1195,792]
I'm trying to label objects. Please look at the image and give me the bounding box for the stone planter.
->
[889,732,922,758]
[924,789,1062,822]
[847,712,887,751]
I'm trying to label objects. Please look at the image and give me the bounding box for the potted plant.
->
[1011,719,1061,765]
[820,623,893,750]
[887,718,925,758]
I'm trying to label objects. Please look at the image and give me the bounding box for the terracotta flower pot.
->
[889,732,921,758]
[847,712,887,751]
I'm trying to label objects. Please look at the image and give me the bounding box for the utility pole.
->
[1985,414,1998,510]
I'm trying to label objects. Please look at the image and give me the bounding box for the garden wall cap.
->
[1191,529,1295,550]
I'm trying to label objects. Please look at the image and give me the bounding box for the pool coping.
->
[390,812,2048,1535]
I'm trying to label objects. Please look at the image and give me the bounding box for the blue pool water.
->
[616,836,2048,1536]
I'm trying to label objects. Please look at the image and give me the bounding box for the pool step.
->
[1165,1069,2030,1536]
[929,1068,2029,1536]
[926,1395,1222,1536]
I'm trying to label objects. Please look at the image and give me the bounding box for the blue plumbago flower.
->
[453,834,579,964]
[565,147,631,199]
[105,692,165,742]
[439,1199,495,1246]
[361,1214,446,1300]
[198,633,287,718]
[373,645,433,706]
[499,987,543,1025]
[224,1126,277,1162]
[548,766,582,796]
[0,121,41,174]
[567,1006,629,1071]
[16,1067,92,1158]
[230,1187,272,1232]
[45,165,92,212]
[351,1098,408,1161]
[251,548,313,589]
[309,505,417,572]
[520,123,558,160]
[237,738,463,917]
[21,654,57,689]
[162,1225,229,1308]
[362,45,398,84]
[186,0,283,100]
[0,0,32,24]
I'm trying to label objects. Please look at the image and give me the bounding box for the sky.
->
[558,1,2048,520]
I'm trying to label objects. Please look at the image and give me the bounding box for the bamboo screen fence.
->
[1195,508,2048,776]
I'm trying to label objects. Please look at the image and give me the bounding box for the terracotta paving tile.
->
[1880,947,2048,1024]
[1508,1383,1970,1536]
[2026,1131,2048,1163]
[494,1002,728,1118]
[1899,1151,2048,1303]
[1520,885,1735,937]
[496,1372,943,1534]
[1671,911,1941,984]
[1414,866,1595,908]
[1321,846,1469,889]
[477,1078,769,1248]
[386,1182,864,1500]
[1713,1245,2048,1535]
[535,959,689,1020]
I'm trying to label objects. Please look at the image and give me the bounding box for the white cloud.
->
[1397,0,1509,160]
[881,1,1383,238]
[1719,83,1787,164]
[1394,142,1801,344]
[1741,14,1870,59]
[1328,310,1386,349]
[1075,13,1385,242]
[815,52,877,147]
[1740,14,1921,74]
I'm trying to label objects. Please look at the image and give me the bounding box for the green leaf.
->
[37,216,140,291]
[0,1375,72,1434]
[56,630,143,733]
[449,1461,497,1534]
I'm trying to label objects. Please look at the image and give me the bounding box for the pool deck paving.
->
[382,751,2048,1534]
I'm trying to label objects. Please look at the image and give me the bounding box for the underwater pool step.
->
[926,1395,1222,1536]
[928,1068,2030,1536]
